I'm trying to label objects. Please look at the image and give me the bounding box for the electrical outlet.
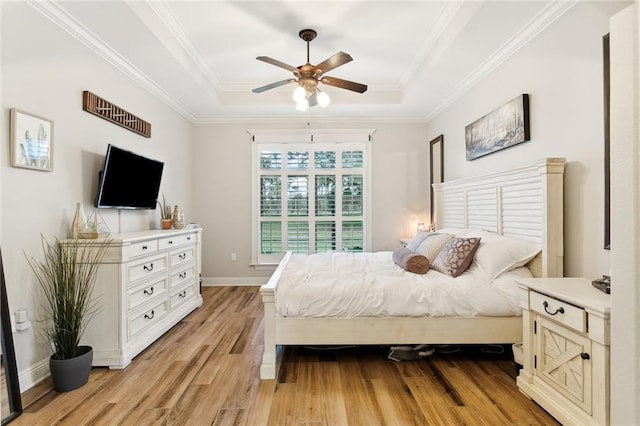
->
[231,253,237,261]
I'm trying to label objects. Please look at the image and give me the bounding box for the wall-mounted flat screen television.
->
[95,144,164,209]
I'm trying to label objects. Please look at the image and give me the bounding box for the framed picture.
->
[429,134,444,229]
[10,108,54,171]
[465,94,530,161]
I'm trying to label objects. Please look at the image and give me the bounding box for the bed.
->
[259,158,566,379]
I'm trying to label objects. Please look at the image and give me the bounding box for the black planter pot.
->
[49,345,93,392]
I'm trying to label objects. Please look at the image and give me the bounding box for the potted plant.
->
[158,194,172,229]
[25,235,111,392]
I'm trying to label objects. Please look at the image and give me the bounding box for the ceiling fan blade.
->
[315,52,353,74]
[320,76,368,93]
[252,79,297,93]
[256,56,299,73]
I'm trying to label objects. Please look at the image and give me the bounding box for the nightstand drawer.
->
[530,291,586,333]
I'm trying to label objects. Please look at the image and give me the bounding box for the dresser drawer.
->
[169,263,195,288]
[159,233,196,250]
[124,240,158,259]
[170,282,195,309]
[530,291,586,333]
[169,246,195,267]
[127,254,168,284]
[127,277,168,312]
[128,300,169,340]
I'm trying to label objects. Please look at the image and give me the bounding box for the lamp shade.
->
[293,86,306,102]
[296,98,309,111]
[317,91,331,107]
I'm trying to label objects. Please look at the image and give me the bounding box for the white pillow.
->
[415,233,454,262]
[472,233,541,282]
[405,231,432,251]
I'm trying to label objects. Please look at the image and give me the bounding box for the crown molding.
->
[127,1,221,102]
[27,0,197,122]
[424,0,579,122]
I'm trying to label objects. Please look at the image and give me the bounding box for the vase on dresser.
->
[172,205,185,229]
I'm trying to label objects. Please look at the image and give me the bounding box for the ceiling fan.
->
[252,29,368,110]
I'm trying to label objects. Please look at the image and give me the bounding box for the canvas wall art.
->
[465,94,530,161]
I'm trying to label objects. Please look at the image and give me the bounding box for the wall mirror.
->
[429,135,444,229]
[1,247,23,424]
[603,33,610,250]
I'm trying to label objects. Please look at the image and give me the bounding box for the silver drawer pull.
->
[143,263,154,272]
[178,253,187,260]
[144,310,155,320]
[179,290,187,298]
[542,301,564,316]
[179,272,187,279]
[143,287,154,296]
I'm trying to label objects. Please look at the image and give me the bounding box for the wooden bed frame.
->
[259,158,566,379]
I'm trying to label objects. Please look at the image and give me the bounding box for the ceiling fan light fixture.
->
[296,98,309,111]
[317,90,331,108]
[292,86,306,102]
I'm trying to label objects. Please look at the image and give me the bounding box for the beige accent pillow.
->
[392,247,430,274]
[431,237,481,277]
[415,233,454,262]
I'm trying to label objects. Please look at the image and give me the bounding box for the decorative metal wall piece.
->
[82,91,151,138]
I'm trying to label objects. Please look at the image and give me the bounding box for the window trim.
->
[250,130,373,266]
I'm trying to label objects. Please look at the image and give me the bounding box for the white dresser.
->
[516,278,611,426]
[79,228,203,368]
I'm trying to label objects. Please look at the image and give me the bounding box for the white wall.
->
[192,121,429,283]
[425,2,612,279]
[1,3,194,388]
[610,3,640,424]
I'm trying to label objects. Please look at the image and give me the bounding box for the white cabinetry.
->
[516,278,611,425]
[80,229,203,368]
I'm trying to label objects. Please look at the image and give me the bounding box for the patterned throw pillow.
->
[431,237,482,277]
[415,233,454,262]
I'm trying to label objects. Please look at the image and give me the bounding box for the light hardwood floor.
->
[15,286,559,425]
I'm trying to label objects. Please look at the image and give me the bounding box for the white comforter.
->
[275,251,529,318]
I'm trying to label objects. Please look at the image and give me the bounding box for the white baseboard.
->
[19,358,50,392]
[202,277,268,286]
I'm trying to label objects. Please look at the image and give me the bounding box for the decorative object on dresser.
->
[80,208,111,239]
[25,235,112,392]
[516,277,611,426]
[71,202,87,239]
[172,205,185,229]
[157,195,173,229]
[429,134,443,229]
[9,108,54,172]
[80,228,203,368]
[82,91,151,138]
[465,94,530,160]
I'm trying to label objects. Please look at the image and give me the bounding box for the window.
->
[251,132,371,265]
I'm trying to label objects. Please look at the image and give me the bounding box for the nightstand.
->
[516,278,611,426]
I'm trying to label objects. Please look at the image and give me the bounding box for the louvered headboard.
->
[433,158,565,278]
